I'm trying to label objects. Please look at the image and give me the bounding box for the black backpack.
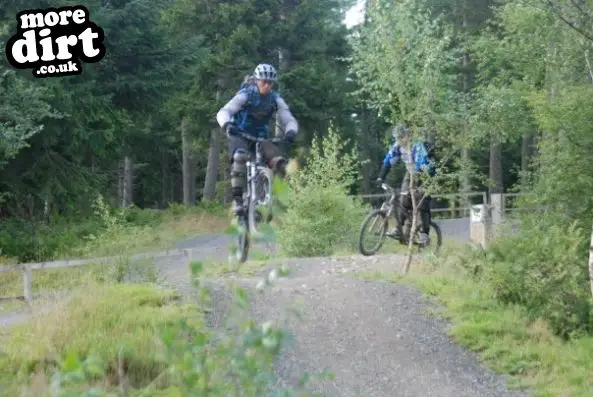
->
[423,140,436,160]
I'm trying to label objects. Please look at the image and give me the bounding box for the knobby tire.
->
[236,196,250,263]
[358,209,389,256]
[248,168,273,236]
[428,221,442,254]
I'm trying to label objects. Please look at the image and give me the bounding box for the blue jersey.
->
[232,84,279,138]
[383,141,436,176]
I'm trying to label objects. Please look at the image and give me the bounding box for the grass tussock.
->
[0,283,203,394]
[355,241,593,397]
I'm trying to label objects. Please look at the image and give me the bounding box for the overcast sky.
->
[343,0,365,28]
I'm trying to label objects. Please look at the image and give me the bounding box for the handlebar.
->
[233,129,285,145]
[380,183,395,194]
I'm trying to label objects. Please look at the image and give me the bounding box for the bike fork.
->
[248,162,257,203]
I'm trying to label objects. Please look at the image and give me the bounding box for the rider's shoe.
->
[232,200,245,217]
[386,228,402,239]
[415,232,429,245]
[270,156,287,178]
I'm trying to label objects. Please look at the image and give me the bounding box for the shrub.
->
[478,218,592,339]
[278,185,367,257]
[276,124,367,257]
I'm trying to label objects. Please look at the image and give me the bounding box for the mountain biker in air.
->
[216,63,299,216]
[375,125,436,245]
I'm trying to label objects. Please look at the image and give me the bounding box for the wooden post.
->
[470,204,489,248]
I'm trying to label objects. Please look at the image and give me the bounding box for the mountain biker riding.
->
[216,63,299,216]
[375,125,436,245]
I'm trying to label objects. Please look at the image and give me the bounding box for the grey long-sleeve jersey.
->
[216,91,299,135]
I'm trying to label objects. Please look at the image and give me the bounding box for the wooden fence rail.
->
[0,248,192,303]
[1,190,515,304]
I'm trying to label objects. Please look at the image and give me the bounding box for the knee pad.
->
[232,186,243,199]
[268,156,287,174]
[231,157,247,189]
[401,194,412,209]
[233,149,248,163]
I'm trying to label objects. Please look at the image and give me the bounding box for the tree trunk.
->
[43,196,50,223]
[489,139,503,194]
[181,117,195,206]
[203,90,222,201]
[275,46,287,137]
[359,110,372,194]
[190,155,197,202]
[161,150,169,208]
[589,222,593,298]
[117,161,123,206]
[459,9,471,217]
[170,170,175,204]
[521,135,534,172]
[203,126,221,201]
[122,156,133,207]
[404,142,418,274]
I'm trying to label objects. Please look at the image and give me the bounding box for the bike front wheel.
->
[358,209,389,256]
[235,213,250,263]
[248,168,274,236]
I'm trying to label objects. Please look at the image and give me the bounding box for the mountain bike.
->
[233,130,285,263]
[358,182,442,256]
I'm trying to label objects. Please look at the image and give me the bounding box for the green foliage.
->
[350,0,486,196]
[351,0,461,128]
[519,85,593,226]
[0,0,358,231]
[277,125,367,256]
[277,186,367,257]
[289,123,360,192]
[0,203,228,263]
[0,284,196,390]
[0,63,61,169]
[478,221,592,339]
[395,246,593,397]
[0,261,324,396]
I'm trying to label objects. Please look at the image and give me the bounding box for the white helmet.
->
[392,125,410,140]
[254,63,278,81]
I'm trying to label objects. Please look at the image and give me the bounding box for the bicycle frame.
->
[378,183,421,237]
[378,183,398,218]
[358,182,442,255]
[246,141,271,207]
[235,130,283,209]
[231,129,284,262]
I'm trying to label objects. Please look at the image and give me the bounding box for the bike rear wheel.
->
[412,221,442,254]
[427,221,442,254]
[358,209,389,256]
